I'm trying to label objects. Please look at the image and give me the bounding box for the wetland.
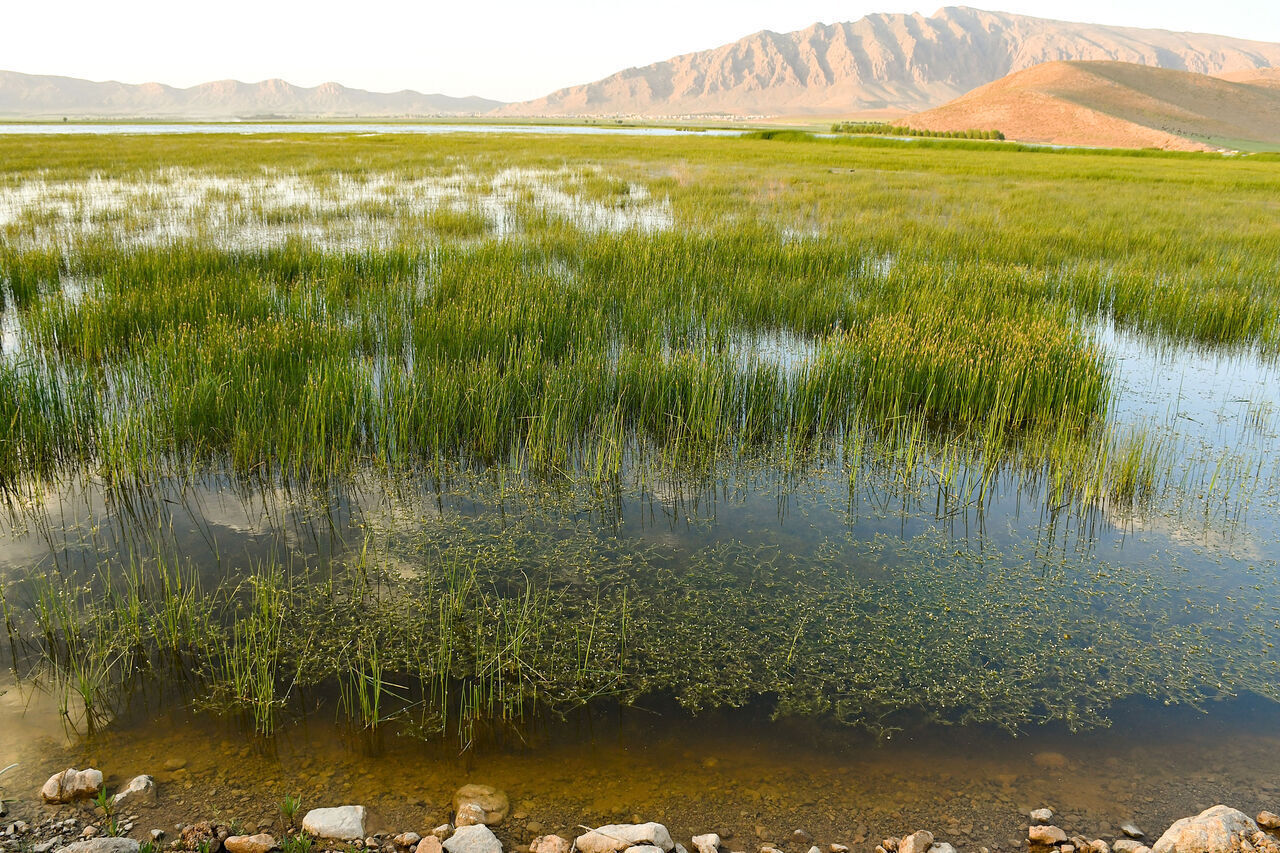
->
[0,129,1278,849]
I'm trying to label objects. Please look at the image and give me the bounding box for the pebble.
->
[1121,825,1145,840]
[1031,811,1054,825]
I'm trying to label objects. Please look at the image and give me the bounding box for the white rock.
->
[693,835,721,853]
[33,839,63,853]
[1153,807,1259,853]
[418,838,444,853]
[1121,826,1145,841]
[54,841,139,853]
[302,807,367,840]
[112,776,157,809]
[931,845,957,853]
[41,770,104,804]
[576,825,675,853]
[1114,842,1144,853]
[394,834,421,850]
[1031,812,1054,826]
[432,827,454,842]
[442,825,502,853]
[624,847,664,853]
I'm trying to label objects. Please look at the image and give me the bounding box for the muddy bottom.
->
[3,683,1279,852]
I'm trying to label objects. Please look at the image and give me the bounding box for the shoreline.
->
[3,774,1278,853]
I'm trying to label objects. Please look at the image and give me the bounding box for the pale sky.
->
[5,0,1279,102]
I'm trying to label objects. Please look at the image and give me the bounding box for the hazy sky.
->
[5,0,1280,102]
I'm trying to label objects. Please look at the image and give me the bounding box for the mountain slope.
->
[903,60,1280,150]
[501,6,1280,117]
[0,71,503,119]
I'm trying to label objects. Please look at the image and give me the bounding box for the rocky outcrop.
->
[1152,807,1259,853]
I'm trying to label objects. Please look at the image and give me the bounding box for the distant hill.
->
[903,60,1280,151]
[0,70,504,119]
[500,6,1280,118]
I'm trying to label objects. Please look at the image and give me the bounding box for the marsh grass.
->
[1,130,1278,741]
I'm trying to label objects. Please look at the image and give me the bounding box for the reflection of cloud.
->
[1109,508,1267,562]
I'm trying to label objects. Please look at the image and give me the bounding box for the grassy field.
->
[1,130,1278,741]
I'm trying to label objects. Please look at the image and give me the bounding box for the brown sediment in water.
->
[3,686,1279,852]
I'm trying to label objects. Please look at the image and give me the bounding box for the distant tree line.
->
[831,122,1005,140]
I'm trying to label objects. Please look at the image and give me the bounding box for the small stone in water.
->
[1031,811,1054,825]
[1121,825,1144,840]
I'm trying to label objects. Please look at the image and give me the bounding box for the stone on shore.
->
[1153,807,1259,853]
[1121,825,1145,841]
[693,835,721,853]
[418,837,445,853]
[452,786,510,827]
[301,806,367,840]
[624,847,664,853]
[1031,811,1054,826]
[531,837,571,853]
[1259,814,1280,832]
[442,825,502,853]
[1029,827,1068,846]
[899,832,934,853]
[393,834,421,850]
[1114,842,1144,853]
[456,805,488,829]
[112,776,157,809]
[576,824,676,853]
[41,769,104,804]
[54,840,139,853]
[931,845,957,853]
[224,835,276,853]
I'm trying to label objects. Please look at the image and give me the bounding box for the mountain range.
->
[499,6,1280,117]
[0,71,501,119]
[2,6,1279,126]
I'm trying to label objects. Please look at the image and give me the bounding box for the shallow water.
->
[0,167,673,249]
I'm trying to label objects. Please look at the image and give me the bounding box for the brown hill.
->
[0,71,503,119]
[501,6,1280,118]
[1216,67,1280,89]
[903,60,1280,151]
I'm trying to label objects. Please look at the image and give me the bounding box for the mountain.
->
[903,60,1280,151]
[0,71,503,119]
[500,6,1280,118]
